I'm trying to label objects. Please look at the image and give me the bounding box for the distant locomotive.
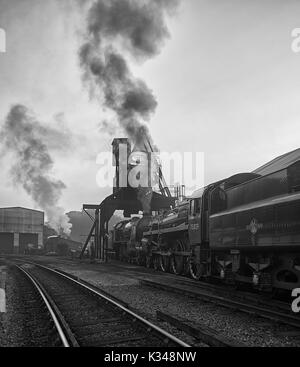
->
[112,160,300,292]
[45,236,82,256]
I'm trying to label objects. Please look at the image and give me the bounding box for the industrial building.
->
[0,207,44,254]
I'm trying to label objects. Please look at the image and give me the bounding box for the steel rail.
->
[23,262,191,347]
[156,311,246,347]
[141,279,300,329]
[17,265,70,347]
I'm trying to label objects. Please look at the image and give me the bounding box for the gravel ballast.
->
[34,257,300,347]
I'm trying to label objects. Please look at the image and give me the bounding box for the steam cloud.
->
[79,0,179,212]
[79,0,179,147]
[0,104,72,235]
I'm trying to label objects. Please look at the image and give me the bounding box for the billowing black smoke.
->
[79,0,179,213]
[0,104,72,235]
[79,0,179,147]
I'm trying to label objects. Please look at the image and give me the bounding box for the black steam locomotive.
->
[112,159,300,292]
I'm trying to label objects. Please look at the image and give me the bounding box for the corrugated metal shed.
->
[0,207,44,254]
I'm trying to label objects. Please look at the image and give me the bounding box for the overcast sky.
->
[0,0,300,214]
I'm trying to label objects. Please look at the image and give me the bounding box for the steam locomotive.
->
[112,159,300,292]
[45,236,82,256]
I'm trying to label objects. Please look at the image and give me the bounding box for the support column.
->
[38,232,43,248]
[95,209,100,259]
[99,213,105,261]
[13,233,19,254]
[105,221,109,263]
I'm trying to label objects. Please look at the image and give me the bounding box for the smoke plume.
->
[79,0,179,147]
[79,0,178,212]
[0,104,72,235]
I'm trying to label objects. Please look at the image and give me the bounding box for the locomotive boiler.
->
[113,216,152,262]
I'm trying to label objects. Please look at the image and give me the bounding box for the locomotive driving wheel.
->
[146,255,152,268]
[159,254,170,273]
[189,261,202,280]
[189,248,210,280]
[170,240,185,275]
[137,255,145,266]
[153,255,161,271]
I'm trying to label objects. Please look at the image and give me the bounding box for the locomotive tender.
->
[113,159,300,292]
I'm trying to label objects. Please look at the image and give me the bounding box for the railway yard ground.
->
[1,255,300,347]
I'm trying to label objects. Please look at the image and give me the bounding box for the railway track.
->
[156,311,246,347]
[9,255,290,308]
[3,264,68,346]
[144,275,292,314]
[14,262,191,347]
[140,279,300,330]
[10,255,294,318]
